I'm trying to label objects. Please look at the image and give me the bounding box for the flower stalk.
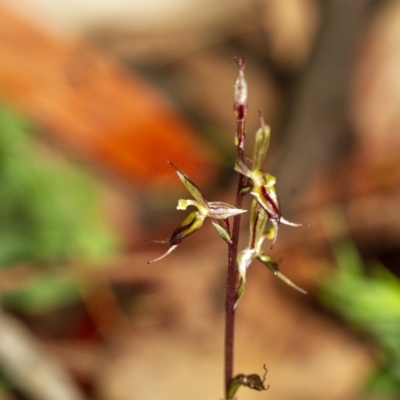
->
[224,56,249,398]
[148,57,307,400]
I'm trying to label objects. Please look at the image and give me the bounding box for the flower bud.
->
[233,57,248,120]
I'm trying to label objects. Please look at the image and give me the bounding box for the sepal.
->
[252,115,271,171]
[258,254,307,294]
[168,161,207,208]
[211,220,232,244]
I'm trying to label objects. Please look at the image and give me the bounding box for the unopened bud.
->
[233,57,248,119]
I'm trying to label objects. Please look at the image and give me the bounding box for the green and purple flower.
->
[148,162,246,264]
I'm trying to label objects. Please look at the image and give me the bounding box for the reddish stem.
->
[225,57,247,399]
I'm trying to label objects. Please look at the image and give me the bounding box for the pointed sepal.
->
[168,161,208,208]
[252,114,271,171]
[211,219,232,244]
[258,254,306,294]
[147,244,179,264]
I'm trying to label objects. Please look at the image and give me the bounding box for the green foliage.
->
[2,274,81,315]
[0,105,116,313]
[319,210,400,397]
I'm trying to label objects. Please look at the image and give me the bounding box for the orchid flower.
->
[235,116,307,249]
[148,162,246,264]
[235,199,306,306]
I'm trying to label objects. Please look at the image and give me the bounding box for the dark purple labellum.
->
[169,214,197,245]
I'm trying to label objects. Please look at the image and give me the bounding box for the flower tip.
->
[167,160,177,170]
[148,244,178,264]
[274,270,307,295]
[280,217,309,228]
[234,56,245,69]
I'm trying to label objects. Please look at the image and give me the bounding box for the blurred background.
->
[0,0,400,399]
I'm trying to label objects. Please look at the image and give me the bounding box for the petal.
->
[237,248,256,282]
[249,199,268,248]
[207,201,247,219]
[168,161,208,208]
[280,216,310,228]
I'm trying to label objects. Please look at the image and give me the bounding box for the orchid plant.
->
[148,57,307,399]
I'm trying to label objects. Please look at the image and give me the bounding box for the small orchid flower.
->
[235,199,306,306]
[235,115,307,249]
[148,162,246,264]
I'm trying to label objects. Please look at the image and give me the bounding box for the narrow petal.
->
[280,216,310,228]
[207,201,247,219]
[237,248,255,281]
[168,161,208,208]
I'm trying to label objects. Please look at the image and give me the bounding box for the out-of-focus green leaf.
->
[319,208,400,397]
[1,274,81,315]
[0,105,115,267]
[0,105,117,312]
